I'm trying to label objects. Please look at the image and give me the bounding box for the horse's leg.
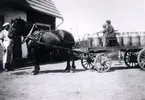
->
[31,48,40,75]
[65,51,71,72]
[71,58,76,72]
[71,52,76,72]
[118,50,121,63]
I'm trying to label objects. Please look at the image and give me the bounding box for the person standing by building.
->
[0,22,13,71]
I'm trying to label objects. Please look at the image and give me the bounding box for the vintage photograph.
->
[0,0,145,100]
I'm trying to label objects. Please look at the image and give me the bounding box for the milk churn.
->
[78,37,82,48]
[131,32,140,46]
[87,33,92,48]
[82,34,86,47]
[139,32,145,46]
[116,32,123,46]
[122,32,131,46]
[92,33,101,47]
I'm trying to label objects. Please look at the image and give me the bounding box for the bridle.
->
[10,21,38,44]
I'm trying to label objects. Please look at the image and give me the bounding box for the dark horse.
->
[8,18,76,75]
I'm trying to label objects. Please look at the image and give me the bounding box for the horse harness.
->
[29,30,45,43]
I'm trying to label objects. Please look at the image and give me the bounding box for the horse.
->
[8,18,76,75]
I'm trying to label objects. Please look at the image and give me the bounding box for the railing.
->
[35,22,51,30]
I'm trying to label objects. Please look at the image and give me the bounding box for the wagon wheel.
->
[124,50,139,67]
[137,48,145,70]
[81,53,95,70]
[94,53,111,72]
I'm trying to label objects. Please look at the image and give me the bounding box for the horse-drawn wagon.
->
[8,18,145,74]
[80,32,145,73]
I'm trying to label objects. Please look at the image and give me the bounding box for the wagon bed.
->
[81,44,145,73]
[88,45,145,52]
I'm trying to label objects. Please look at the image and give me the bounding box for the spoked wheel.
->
[124,50,139,67]
[81,53,95,70]
[94,53,111,72]
[137,48,145,70]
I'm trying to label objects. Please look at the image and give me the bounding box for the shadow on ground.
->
[39,69,86,74]
[14,60,69,71]
[11,67,143,76]
[11,71,30,75]
[10,62,143,76]
[11,69,87,76]
[109,65,140,72]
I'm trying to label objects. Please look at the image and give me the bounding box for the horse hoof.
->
[32,71,39,75]
[72,66,76,69]
[70,70,75,73]
[71,69,76,73]
[32,72,38,75]
[65,70,70,73]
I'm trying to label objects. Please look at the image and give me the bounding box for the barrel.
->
[81,36,87,47]
[122,32,131,46]
[87,37,93,47]
[116,32,123,46]
[139,32,145,46]
[131,32,140,46]
[92,37,101,47]
[83,39,88,47]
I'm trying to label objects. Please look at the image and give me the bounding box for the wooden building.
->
[0,0,63,67]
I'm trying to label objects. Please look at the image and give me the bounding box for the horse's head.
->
[8,18,26,39]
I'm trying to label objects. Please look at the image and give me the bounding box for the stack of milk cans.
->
[87,31,145,48]
[116,32,145,46]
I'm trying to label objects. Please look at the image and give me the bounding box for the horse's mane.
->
[10,18,26,36]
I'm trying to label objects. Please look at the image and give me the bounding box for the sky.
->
[53,0,145,40]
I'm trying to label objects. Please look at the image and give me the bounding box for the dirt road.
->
[0,60,145,100]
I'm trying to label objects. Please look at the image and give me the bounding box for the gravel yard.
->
[0,60,145,100]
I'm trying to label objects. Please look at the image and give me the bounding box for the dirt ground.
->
[0,60,145,100]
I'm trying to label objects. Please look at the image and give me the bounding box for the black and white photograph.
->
[0,0,145,100]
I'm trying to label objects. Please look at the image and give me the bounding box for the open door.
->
[0,15,4,70]
[0,15,4,32]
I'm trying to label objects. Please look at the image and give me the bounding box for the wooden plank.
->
[88,45,145,52]
[26,0,62,18]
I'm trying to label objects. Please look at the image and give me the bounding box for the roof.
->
[0,0,63,19]
[26,0,63,19]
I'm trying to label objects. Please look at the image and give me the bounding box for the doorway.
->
[0,15,4,31]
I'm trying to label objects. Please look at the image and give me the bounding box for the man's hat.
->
[2,22,10,27]
[106,20,111,24]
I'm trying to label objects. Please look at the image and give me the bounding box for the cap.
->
[2,22,10,27]
[102,23,107,28]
